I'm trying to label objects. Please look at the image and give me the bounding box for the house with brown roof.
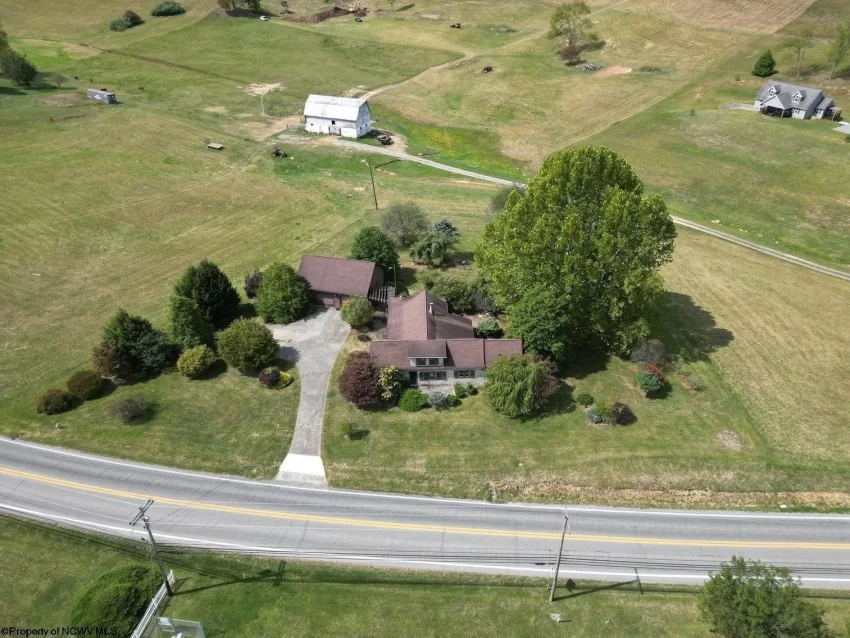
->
[370,290,523,388]
[298,255,384,309]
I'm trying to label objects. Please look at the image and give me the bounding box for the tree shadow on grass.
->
[0,86,25,96]
[564,347,610,380]
[198,358,228,380]
[660,292,734,364]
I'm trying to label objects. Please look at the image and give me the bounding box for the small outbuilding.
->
[298,254,384,309]
[303,94,372,138]
[86,88,116,104]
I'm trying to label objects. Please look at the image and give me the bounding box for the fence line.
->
[131,570,175,638]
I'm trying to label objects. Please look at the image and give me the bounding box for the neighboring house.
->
[370,290,523,388]
[298,255,384,309]
[754,81,841,120]
[303,95,372,138]
[86,88,116,104]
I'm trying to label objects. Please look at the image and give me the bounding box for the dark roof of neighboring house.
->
[298,255,380,298]
[756,81,826,110]
[370,338,523,370]
[386,290,474,341]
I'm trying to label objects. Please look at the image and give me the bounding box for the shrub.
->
[432,217,461,242]
[341,297,374,329]
[474,317,502,339]
[454,383,469,398]
[244,269,263,299]
[378,365,406,404]
[66,371,104,400]
[279,371,293,387]
[380,201,429,246]
[151,0,185,15]
[685,374,704,391]
[69,564,160,637]
[174,259,240,322]
[350,226,400,272]
[645,363,665,384]
[92,341,132,384]
[595,400,613,424]
[465,383,477,396]
[216,318,278,373]
[168,295,214,350]
[177,345,217,379]
[699,557,829,638]
[484,353,558,417]
[124,9,144,25]
[752,50,776,77]
[410,230,456,267]
[576,392,594,407]
[338,351,381,408]
[417,271,487,315]
[427,390,447,408]
[636,371,662,396]
[109,397,149,423]
[259,366,281,388]
[399,388,428,412]
[586,407,603,424]
[109,10,144,31]
[102,308,176,379]
[37,389,76,415]
[446,394,460,407]
[611,402,634,425]
[630,339,665,365]
[255,262,313,324]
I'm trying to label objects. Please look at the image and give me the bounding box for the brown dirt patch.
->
[40,93,87,108]
[204,106,228,114]
[716,429,744,452]
[594,65,633,79]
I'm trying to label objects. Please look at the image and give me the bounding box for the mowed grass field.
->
[324,228,850,508]
[6,516,850,636]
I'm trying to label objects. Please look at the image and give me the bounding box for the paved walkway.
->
[270,308,350,485]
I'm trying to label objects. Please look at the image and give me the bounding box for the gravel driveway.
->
[270,308,350,485]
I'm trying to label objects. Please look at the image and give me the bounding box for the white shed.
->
[303,94,371,138]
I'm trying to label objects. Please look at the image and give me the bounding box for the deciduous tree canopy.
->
[350,227,400,273]
[476,146,676,354]
[484,354,558,417]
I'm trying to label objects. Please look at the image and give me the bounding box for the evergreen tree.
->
[167,295,214,350]
[174,259,240,322]
[752,50,776,77]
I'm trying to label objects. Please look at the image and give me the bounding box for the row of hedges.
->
[110,2,184,30]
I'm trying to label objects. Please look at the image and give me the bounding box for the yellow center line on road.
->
[3,466,850,549]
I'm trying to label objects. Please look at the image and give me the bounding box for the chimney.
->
[429,302,434,315]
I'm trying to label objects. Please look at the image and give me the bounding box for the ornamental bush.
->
[37,389,76,415]
[645,363,665,384]
[427,390,447,408]
[465,383,477,396]
[474,317,502,339]
[279,371,293,387]
[168,295,214,350]
[446,394,460,407]
[174,260,240,322]
[66,371,104,400]
[341,297,374,329]
[630,338,665,366]
[752,50,776,77]
[102,309,176,380]
[454,383,469,398]
[69,564,160,637]
[410,230,456,267]
[338,351,381,408]
[151,0,185,15]
[636,370,662,396]
[109,397,149,423]
[258,366,281,388]
[110,10,144,31]
[92,341,132,384]
[595,400,613,424]
[576,392,594,407]
[378,365,406,404]
[255,262,313,324]
[177,345,217,379]
[216,319,278,373]
[586,407,604,424]
[484,353,558,417]
[244,269,263,299]
[399,388,428,412]
[611,402,634,425]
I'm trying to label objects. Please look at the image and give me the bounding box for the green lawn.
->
[6,516,850,636]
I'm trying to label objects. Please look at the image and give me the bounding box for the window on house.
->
[419,371,446,381]
[331,120,336,125]
[454,370,475,379]
[428,358,442,366]
[414,358,427,366]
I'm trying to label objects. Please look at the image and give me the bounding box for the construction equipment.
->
[482,65,493,73]
[376,133,392,145]
[272,147,288,157]
[450,22,462,28]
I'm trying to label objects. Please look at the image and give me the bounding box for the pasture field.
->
[6,516,850,636]
[323,228,850,508]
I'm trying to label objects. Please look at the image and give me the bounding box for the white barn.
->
[303,94,372,138]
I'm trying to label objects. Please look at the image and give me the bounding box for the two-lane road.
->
[1,437,849,587]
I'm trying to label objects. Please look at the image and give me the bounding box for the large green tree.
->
[476,146,676,354]
[699,557,832,638]
[102,309,175,379]
[827,23,850,79]
[350,227,400,273]
[174,259,240,323]
[255,262,313,324]
[548,1,593,48]
[506,286,571,363]
[380,202,429,246]
[0,48,37,88]
[484,354,558,417]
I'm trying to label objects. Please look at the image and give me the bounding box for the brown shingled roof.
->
[298,255,379,297]
[371,338,522,370]
[386,291,473,340]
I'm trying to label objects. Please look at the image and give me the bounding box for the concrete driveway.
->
[270,308,350,485]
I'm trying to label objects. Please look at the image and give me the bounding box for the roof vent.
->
[429,302,434,315]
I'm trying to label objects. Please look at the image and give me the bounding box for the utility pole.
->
[130,499,173,595]
[368,161,378,211]
[549,511,569,603]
